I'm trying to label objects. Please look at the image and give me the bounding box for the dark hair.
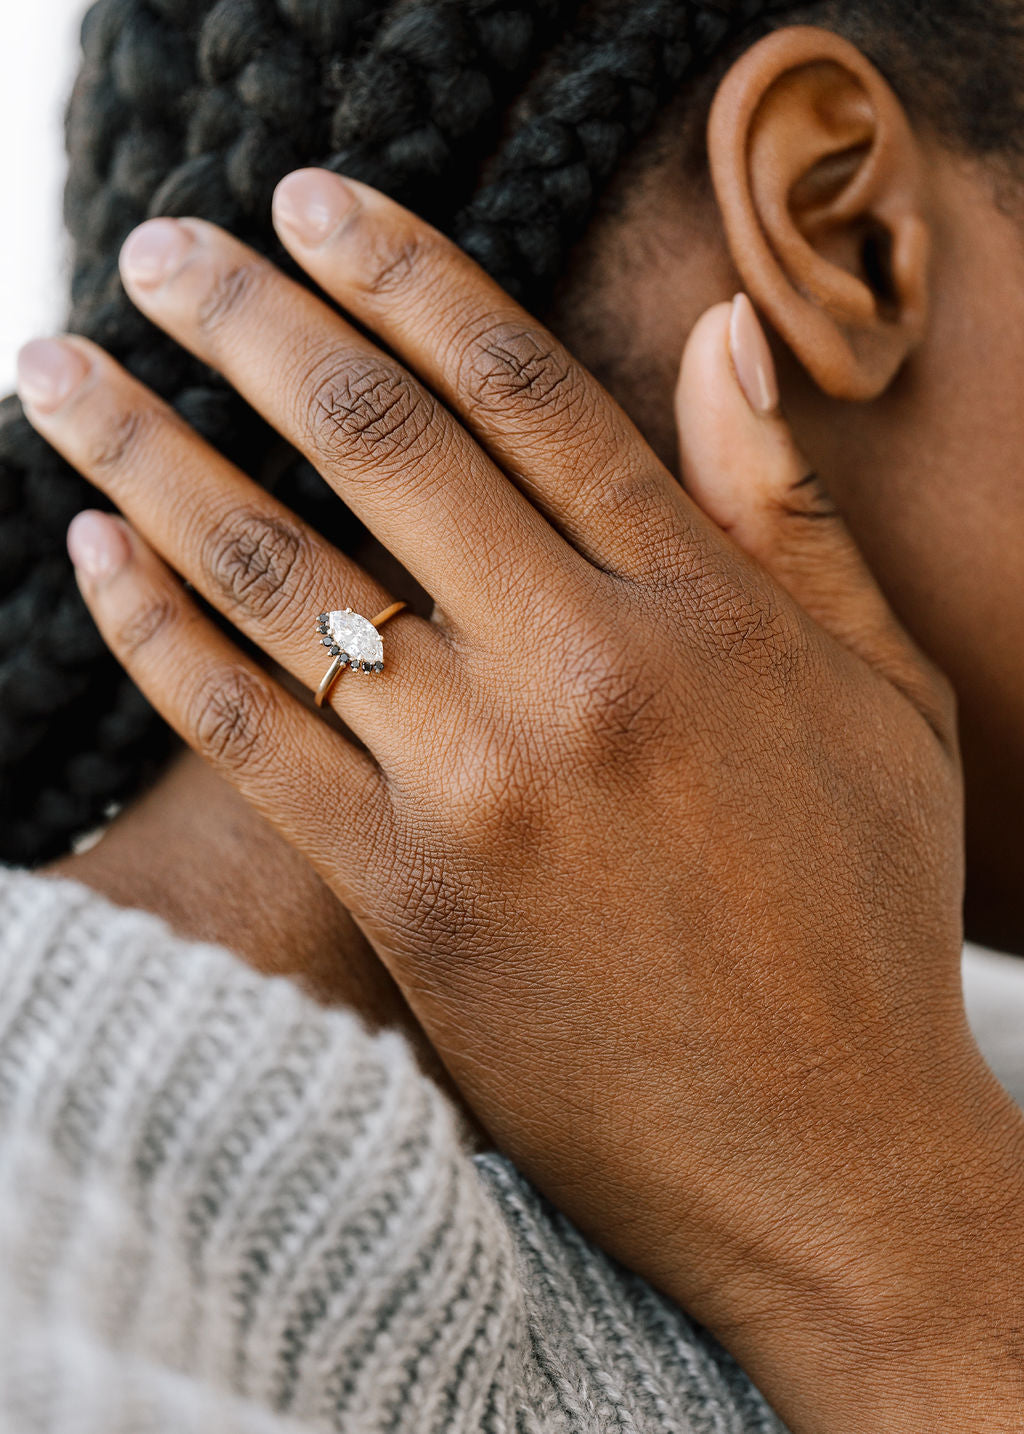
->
[2,0,1021,865]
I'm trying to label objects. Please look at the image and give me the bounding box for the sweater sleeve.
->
[0,866,523,1434]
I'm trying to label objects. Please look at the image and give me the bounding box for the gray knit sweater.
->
[0,867,792,1433]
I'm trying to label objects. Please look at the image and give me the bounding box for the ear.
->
[708,26,931,401]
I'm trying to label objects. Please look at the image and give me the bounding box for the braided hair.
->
[2,0,1021,864]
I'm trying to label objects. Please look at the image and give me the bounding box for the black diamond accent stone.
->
[374,661,384,672]
[339,653,349,664]
[322,638,332,648]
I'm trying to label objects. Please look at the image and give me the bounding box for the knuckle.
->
[195,260,265,339]
[111,591,178,661]
[461,321,583,420]
[188,666,276,773]
[552,609,673,763]
[671,554,802,683]
[773,470,838,523]
[568,657,668,759]
[352,222,435,299]
[201,507,308,622]
[379,840,480,965]
[303,354,435,466]
[442,726,535,838]
[84,404,154,476]
[576,458,668,542]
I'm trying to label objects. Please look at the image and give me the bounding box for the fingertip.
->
[675,295,779,425]
[119,217,196,290]
[675,300,769,531]
[675,296,811,550]
[16,336,93,416]
[272,169,359,248]
[67,510,132,586]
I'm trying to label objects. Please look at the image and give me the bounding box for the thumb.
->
[675,295,952,741]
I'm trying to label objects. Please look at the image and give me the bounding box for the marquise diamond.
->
[327,609,384,668]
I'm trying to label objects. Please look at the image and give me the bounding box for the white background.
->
[0,0,85,392]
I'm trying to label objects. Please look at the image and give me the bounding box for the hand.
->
[17,171,1024,1432]
[41,529,438,1042]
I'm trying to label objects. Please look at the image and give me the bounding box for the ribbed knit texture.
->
[0,867,785,1433]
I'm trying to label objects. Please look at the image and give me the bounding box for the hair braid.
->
[454,0,774,298]
[2,0,1015,864]
[325,0,581,214]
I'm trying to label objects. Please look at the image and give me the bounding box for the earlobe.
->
[708,26,930,401]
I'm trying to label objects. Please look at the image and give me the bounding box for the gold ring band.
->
[368,600,409,630]
[314,601,409,708]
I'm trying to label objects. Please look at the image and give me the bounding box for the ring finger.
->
[16,334,450,758]
[65,507,391,912]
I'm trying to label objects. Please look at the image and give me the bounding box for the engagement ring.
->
[314,602,408,707]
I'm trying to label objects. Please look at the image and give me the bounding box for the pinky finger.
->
[67,509,391,910]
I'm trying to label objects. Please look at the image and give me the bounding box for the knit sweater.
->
[0,866,787,1434]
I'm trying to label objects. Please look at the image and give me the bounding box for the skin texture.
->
[18,159,1024,1431]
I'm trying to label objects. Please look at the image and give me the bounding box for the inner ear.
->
[789,141,900,315]
[860,221,899,317]
[790,143,871,221]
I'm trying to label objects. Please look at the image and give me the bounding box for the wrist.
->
[682,1049,1024,1434]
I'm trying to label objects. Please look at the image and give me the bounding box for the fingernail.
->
[273,169,358,246]
[121,217,195,288]
[16,338,91,412]
[729,294,779,418]
[67,510,131,582]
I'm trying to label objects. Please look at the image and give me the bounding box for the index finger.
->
[271,170,698,582]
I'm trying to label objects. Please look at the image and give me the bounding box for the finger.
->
[271,169,692,580]
[116,216,571,635]
[16,335,447,759]
[675,296,954,740]
[65,508,391,910]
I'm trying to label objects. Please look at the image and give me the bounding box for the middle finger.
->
[117,217,576,637]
